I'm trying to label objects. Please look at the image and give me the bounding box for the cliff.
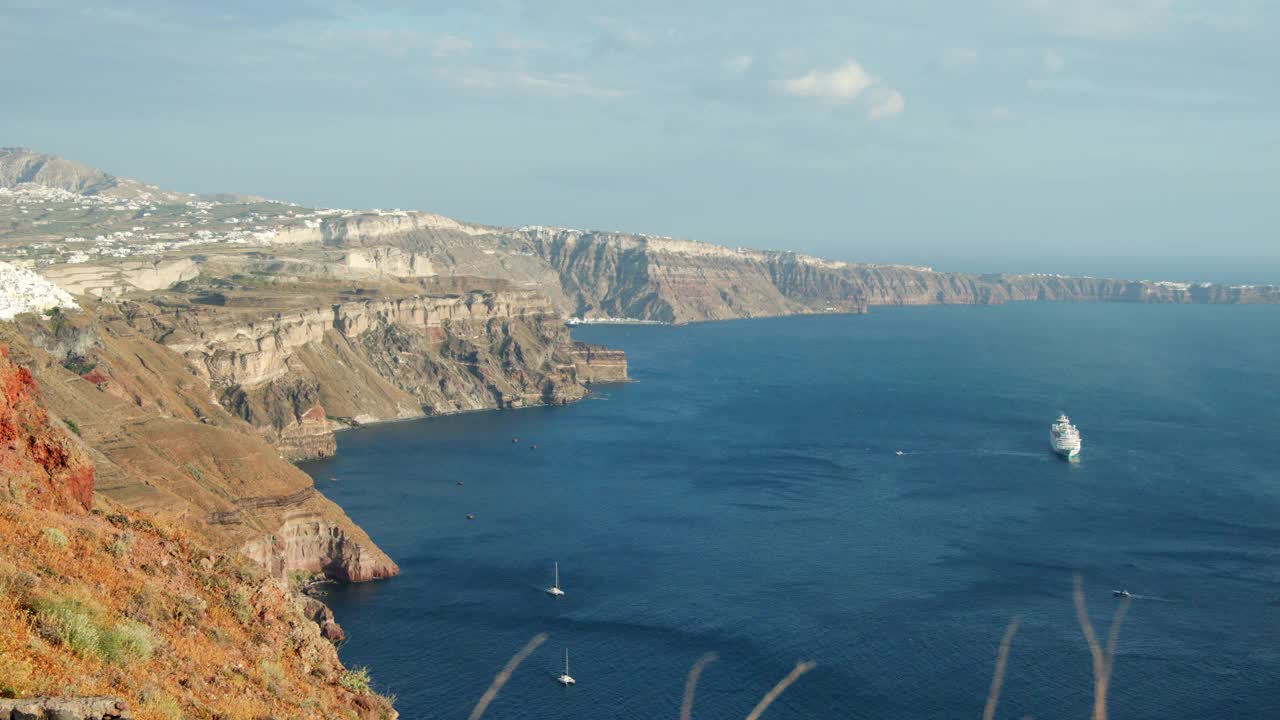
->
[0,345,93,513]
[570,342,629,383]
[140,282,616,459]
[0,348,397,719]
[1,311,400,585]
[305,216,1279,325]
[525,232,1280,321]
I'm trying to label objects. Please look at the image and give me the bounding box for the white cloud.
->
[451,67,624,99]
[778,60,875,103]
[724,54,754,72]
[942,48,979,69]
[777,58,906,120]
[431,34,472,58]
[866,88,905,120]
[1043,48,1065,72]
[990,106,1012,120]
[1024,0,1182,38]
[497,34,547,52]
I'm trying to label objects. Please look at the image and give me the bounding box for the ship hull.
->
[1053,446,1081,461]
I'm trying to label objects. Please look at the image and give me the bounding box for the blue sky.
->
[3,1,1278,281]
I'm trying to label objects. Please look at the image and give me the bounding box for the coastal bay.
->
[305,303,1280,720]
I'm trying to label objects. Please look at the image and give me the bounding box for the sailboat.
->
[546,562,565,597]
[557,648,576,686]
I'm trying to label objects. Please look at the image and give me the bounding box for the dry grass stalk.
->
[1073,574,1130,720]
[680,652,719,720]
[744,660,817,720]
[983,615,1023,720]
[468,632,549,720]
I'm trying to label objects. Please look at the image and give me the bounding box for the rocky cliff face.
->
[570,342,629,383]
[0,344,93,514]
[516,230,1280,321]
[1,312,400,586]
[0,346,397,718]
[150,287,613,459]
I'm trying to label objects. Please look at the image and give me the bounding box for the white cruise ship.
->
[1050,413,1082,461]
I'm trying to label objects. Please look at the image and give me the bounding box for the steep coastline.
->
[0,344,398,718]
[1,311,401,586]
[147,286,610,459]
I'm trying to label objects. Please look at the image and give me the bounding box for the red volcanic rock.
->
[300,403,327,422]
[0,344,94,513]
[81,368,109,385]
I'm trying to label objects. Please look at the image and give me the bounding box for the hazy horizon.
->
[4,1,1277,283]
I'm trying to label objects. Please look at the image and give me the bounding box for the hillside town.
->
[0,260,78,319]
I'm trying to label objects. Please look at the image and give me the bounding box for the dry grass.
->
[1074,574,1130,720]
[0,499,396,719]
[680,652,719,720]
[983,616,1022,720]
[468,632,548,720]
[744,660,817,720]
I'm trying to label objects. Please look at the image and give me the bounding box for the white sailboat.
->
[557,648,576,686]
[546,562,565,597]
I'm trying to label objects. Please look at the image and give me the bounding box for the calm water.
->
[302,303,1280,720]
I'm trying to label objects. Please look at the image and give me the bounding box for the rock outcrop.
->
[40,258,199,298]
[149,286,617,458]
[2,312,399,585]
[0,697,131,720]
[0,347,397,718]
[570,342,629,383]
[242,512,399,583]
[0,344,93,514]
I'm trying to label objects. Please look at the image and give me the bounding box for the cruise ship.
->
[1050,413,1082,461]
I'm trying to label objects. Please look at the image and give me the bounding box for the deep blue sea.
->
[301,303,1280,720]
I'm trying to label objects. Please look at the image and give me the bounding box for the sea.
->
[301,302,1280,720]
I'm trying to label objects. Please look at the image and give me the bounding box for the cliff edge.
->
[0,347,397,719]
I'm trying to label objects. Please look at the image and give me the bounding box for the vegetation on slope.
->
[0,346,397,719]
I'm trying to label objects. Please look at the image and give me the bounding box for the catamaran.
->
[1050,413,1082,461]
[557,649,576,686]
[546,562,565,597]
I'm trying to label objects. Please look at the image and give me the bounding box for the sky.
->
[2,0,1278,282]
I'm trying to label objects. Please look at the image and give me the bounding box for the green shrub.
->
[259,659,286,694]
[31,597,155,664]
[32,597,102,656]
[61,356,96,376]
[41,528,68,548]
[228,586,253,625]
[141,692,182,720]
[339,666,373,694]
[288,570,315,590]
[99,620,156,663]
[106,532,134,558]
[64,419,81,436]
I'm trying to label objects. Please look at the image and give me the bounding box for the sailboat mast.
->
[554,562,560,589]
[565,648,570,674]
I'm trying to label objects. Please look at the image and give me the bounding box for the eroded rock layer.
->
[1,312,399,585]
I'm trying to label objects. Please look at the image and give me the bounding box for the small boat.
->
[466,514,476,520]
[894,450,905,457]
[530,444,538,450]
[557,649,576,686]
[1113,589,1131,598]
[512,437,520,444]
[546,562,565,597]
